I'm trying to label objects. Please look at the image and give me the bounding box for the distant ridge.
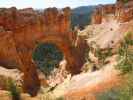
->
[72,6,95,14]
[71,6,96,29]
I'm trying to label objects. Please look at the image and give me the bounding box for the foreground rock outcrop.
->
[47,60,122,100]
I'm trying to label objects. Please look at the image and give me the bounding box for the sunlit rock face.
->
[91,7,102,24]
[0,7,86,96]
[91,0,133,24]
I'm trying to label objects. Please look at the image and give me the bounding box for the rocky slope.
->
[79,19,133,49]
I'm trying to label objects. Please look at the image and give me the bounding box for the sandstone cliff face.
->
[91,7,102,24]
[91,0,133,24]
[0,7,86,96]
[0,29,21,69]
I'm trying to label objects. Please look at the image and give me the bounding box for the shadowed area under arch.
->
[33,42,64,76]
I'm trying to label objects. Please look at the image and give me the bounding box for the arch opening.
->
[32,43,64,77]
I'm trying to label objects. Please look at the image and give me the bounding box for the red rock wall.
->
[0,30,22,69]
[118,8,133,22]
[102,4,116,14]
[91,7,102,24]
[91,0,133,24]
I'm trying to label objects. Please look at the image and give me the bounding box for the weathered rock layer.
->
[92,0,133,24]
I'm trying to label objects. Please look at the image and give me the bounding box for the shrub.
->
[93,45,113,67]
[7,79,21,100]
[116,32,133,74]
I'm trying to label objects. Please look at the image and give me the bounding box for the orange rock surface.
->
[0,7,86,96]
[92,0,133,24]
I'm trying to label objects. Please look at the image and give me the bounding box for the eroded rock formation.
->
[92,0,133,24]
[0,7,86,96]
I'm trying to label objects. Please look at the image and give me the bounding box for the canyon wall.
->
[92,0,133,24]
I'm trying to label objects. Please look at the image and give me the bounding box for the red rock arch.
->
[16,34,84,96]
[0,7,86,96]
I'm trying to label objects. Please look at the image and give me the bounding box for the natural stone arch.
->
[17,34,85,96]
[0,7,87,96]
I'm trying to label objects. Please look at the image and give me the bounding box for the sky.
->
[0,0,116,9]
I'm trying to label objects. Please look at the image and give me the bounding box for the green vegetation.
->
[84,46,91,62]
[94,46,113,66]
[81,62,94,72]
[123,0,129,3]
[90,41,113,67]
[96,72,133,100]
[116,32,133,74]
[32,43,63,77]
[97,32,133,100]
[0,75,9,90]
[7,79,21,100]
[81,41,113,72]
